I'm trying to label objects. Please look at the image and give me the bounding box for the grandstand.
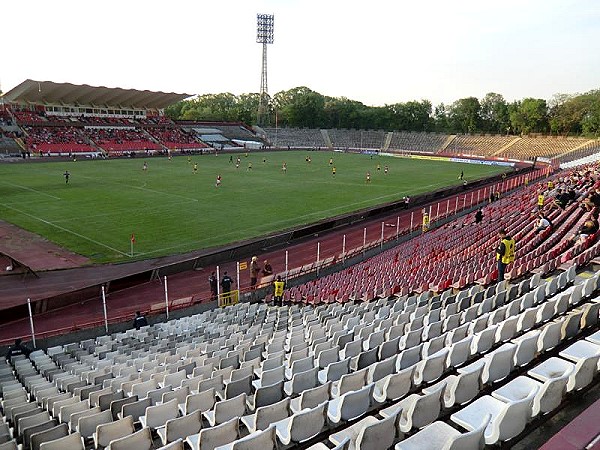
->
[1,80,600,449]
[0,80,216,156]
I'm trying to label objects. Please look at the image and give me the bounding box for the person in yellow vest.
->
[273,275,285,306]
[548,180,554,190]
[496,229,515,284]
[422,211,430,232]
[524,176,529,187]
[537,192,545,210]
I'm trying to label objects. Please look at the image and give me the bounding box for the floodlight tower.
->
[256,13,274,126]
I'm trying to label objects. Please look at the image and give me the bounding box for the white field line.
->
[0,203,130,257]
[2,181,61,200]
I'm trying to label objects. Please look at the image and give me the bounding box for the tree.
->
[480,93,509,133]
[509,98,549,134]
[448,97,481,134]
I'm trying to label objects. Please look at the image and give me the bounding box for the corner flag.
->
[130,233,135,257]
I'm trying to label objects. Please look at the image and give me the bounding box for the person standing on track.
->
[250,256,260,288]
[208,272,217,301]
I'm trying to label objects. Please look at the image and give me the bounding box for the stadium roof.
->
[2,79,191,110]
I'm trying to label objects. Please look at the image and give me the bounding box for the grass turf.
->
[0,151,507,263]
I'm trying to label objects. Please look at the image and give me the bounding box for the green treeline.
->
[166,87,600,136]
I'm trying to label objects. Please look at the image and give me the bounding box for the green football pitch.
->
[0,151,508,263]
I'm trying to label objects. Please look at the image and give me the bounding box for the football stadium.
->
[1,2,600,450]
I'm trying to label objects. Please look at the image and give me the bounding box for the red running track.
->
[0,174,540,344]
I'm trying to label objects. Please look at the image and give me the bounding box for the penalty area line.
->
[0,203,131,257]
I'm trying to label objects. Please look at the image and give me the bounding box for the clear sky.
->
[1,0,599,107]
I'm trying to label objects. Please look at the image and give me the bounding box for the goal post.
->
[218,289,239,308]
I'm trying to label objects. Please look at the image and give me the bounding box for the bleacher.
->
[86,128,162,153]
[145,129,208,150]
[443,135,517,156]
[0,163,598,449]
[388,132,448,153]
[327,130,386,150]
[262,128,325,148]
[0,259,598,449]
[499,136,591,160]
[23,127,96,154]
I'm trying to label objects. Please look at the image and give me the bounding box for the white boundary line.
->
[0,203,130,257]
[2,181,61,200]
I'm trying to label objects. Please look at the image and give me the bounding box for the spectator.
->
[535,213,552,234]
[6,338,31,363]
[576,213,599,243]
[496,229,515,284]
[133,311,148,330]
[262,260,273,276]
[474,209,483,224]
[582,188,600,211]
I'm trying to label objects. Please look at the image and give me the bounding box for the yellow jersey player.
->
[193,162,198,174]
[366,171,371,184]
[332,166,336,177]
[282,162,287,173]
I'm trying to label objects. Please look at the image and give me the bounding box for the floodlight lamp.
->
[256,13,274,44]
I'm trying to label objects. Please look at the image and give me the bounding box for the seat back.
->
[288,402,327,443]
[231,425,276,450]
[122,397,152,422]
[215,393,247,424]
[406,384,443,430]
[94,415,135,449]
[131,379,158,399]
[38,431,84,450]
[380,365,414,401]
[355,414,396,450]
[323,358,351,383]
[145,398,180,429]
[255,397,291,431]
[493,392,535,443]
[185,388,216,414]
[198,417,238,450]
[30,424,68,450]
[337,369,367,396]
[225,375,253,400]
[162,386,190,405]
[339,383,374,422]
[107,427,152,450]
[445,414,490,450]
[77,409,113,439]
[367,356,395,384]
[163,370,187,389]
[254,380,285,409]
[288,367,319,395]
[296,382,331,411]
[166,410,202,443]
[59,400,89,424]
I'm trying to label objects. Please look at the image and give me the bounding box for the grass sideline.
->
[0,151,508,263]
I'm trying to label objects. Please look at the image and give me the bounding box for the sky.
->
[1,0,599,107]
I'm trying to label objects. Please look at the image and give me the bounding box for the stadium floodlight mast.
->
[256,13,274,126]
